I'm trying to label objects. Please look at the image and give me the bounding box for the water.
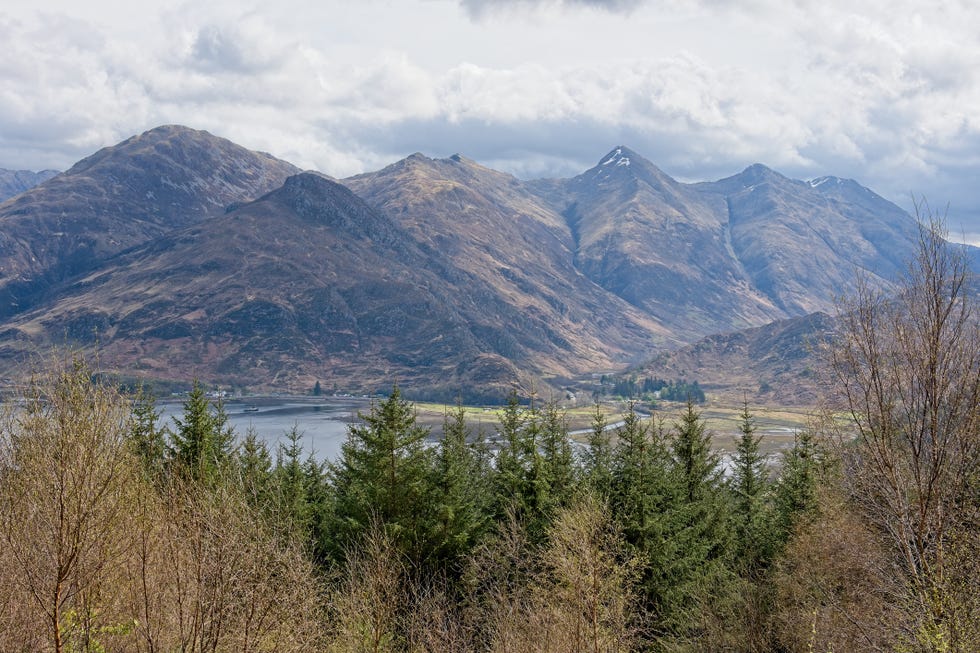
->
[157,398,369,461]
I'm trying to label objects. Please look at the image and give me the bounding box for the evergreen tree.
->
[539,399,576,514]
[492,391,567,543]
[275,425,310,536]
[659,400,736,640]
[129,383,166,482]
[326,385,436,565]
[237,427,273,508]
[609,404,678,625]
[582,400,613,498]
[671,401,722,504]
[610,401,656,551]
[431,401,492,569]
[491,392,533,520]
[772,427,821,548]
[304,451,333,563]
[730,401,772,569]
[168,380,234,483]
[210,395,237,466]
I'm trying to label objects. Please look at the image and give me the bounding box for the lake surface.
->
[157,397,370,462]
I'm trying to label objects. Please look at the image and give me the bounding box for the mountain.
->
[639,311,836,406]
[0,172,637,398]
[343,152,674,367]
[529,148,781,337]
[0,125,299,318]
[528,149,922,339]
[0,173,489,394]
[693,166,919,315]
[0,127,950,397]
[0,168,59,202]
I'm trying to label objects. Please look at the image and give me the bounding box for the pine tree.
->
[129,383,166,483]
[304,452,333,564]
[210,396,237,468]
[659,400,736,640]
[772,427,821,548]
[609,403,678,626]
[582,400,613,498]
[730,401,771,569]
[326,385,436,565]
[275,425,310,536]
[431,401,492,569]
[237,427,273,508]
[539,399,576,515]
[671,401,722,504]
[610,401,656,551]
[169,380,229,482]
[491,391,533,520]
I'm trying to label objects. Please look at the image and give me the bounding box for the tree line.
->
[0,211,977,651]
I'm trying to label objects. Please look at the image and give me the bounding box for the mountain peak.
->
[576,145,680,193]
[740,163,782,181]
[599,146,635,169]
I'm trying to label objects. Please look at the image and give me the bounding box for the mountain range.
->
[0,168,59,203]
[0,125,948,399]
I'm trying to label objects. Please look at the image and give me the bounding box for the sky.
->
[3,0,980,240]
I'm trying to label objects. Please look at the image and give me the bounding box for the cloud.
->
[2,0,980,231]
[459,0,646,20]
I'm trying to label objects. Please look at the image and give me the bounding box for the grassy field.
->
[411,397,821,456]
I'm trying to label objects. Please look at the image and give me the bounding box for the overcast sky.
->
[3,0,980,239]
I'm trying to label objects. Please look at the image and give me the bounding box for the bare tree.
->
[481,495,638,653]
[829,205,980,647]
[0,355,142,652]
[327,521,407,653]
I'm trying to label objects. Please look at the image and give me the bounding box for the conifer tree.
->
[168,381,235,483]
[539,399,576,514]
[431,401,492,569]
[237,427,273,508]
[659,400,735,640]
[609,403,679,628]
[327,385,436,565]
[671,401,722,504]
[210,395,237,466]
[491,392,533,520]
[275,425,310,536]
[772,427,821,547]
[582,400,614,498]
[730,401,771,569]
[610,401,657,551]
[129,383,166,483]
[304,452,333,563]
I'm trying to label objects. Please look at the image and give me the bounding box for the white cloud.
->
[1,0,980,228]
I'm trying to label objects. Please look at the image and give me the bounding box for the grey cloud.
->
[187,24,287,74]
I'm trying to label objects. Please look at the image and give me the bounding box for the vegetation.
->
[605,375,706,403]
[0,211,976,651]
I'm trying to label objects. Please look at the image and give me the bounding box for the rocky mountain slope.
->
[528,148,922,339]
[0,168,59,202]
[0,171,658,397]
[343,153,673,364]
[0,126,298,318]
[0,127,949,397]
[639,311,836,406]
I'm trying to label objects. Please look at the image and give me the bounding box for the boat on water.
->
[243,405,259,413]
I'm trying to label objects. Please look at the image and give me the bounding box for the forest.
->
[0,218,978,652]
